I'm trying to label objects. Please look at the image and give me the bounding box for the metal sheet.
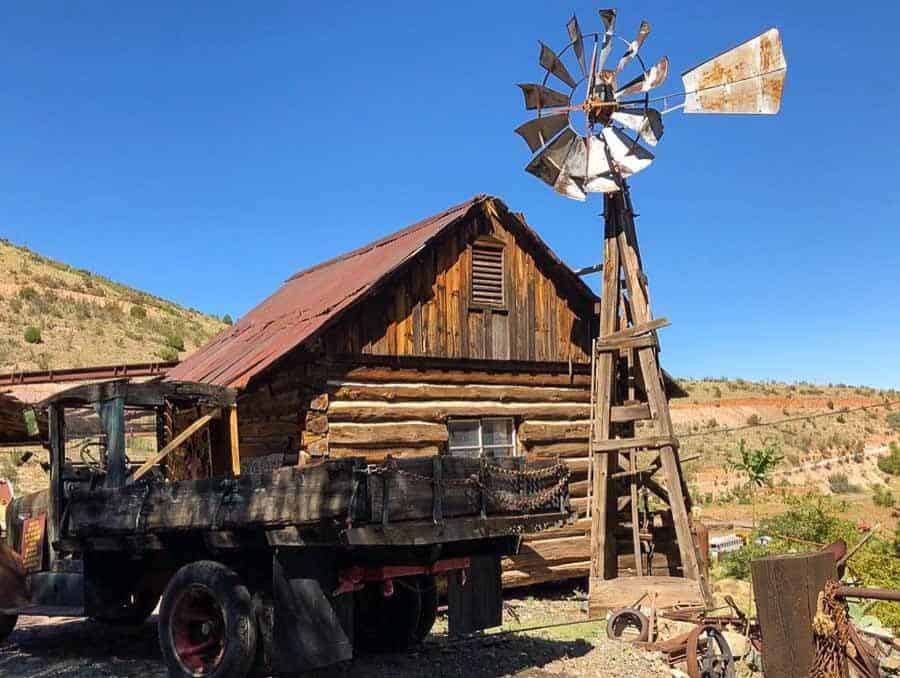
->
[681,27,787,114]
[567,15,586,77]
[514,113,569,153]
[553,172,587,201]
[583,135,620,194]
[615,56,669,97]
[611,108,664,146]
[616,20,651,74]
[517,83,571,110]
[525,127,578,188]
[601,127,654,176]
[598,9,617,71]
[539,41,578,89]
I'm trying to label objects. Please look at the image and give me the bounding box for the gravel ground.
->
[0,587,672,678]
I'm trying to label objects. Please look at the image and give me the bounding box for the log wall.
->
[236,357,598,588]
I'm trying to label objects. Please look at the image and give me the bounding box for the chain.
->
[810,580,853,678]
[481,475,569,512]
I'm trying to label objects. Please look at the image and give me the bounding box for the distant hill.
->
[0,238,227,373]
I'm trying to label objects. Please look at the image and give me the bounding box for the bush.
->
[222,314,233,325]
[827,472,861,494]
[878,443,900,476]
[746,414,761,426]
[158,346,179,362]
[164,334,185,351]
[18,286,39,302]
[888,412,900,432]
[826,399,835,410]
[872,484,895,508]
[130,305,147,319]
[23,326,42,344]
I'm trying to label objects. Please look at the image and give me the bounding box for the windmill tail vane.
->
[515,9,788,200]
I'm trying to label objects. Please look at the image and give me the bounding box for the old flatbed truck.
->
[0,380,570,676]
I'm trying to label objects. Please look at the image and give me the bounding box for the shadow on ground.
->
[0,615,591,678]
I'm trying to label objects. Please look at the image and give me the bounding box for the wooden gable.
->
[319,202,595,363]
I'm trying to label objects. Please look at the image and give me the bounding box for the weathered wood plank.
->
[328,381,590,403]
[328,422,449,446]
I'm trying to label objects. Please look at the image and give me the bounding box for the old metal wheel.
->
[411,575,438,643]
[606,607,650,642]
[158,561,257,678]
[685,625,735,678]
[170,585,227,675]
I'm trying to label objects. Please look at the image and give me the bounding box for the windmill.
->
[514,10,787,613]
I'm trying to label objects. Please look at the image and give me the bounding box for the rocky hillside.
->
[0,239,227,373]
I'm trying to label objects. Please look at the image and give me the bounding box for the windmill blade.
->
[615,56,669,97]
[681,27,787,114]
[566,15,587,77]
[597,9,617,71]
[525,127,578,189]
[583,135,621,194]
[611,108,664,146]
[514,114,569,153]
[616,20,651,74]
[554,173,587,201]
[517,83,571,110]
[539,42,578,89]
[602,127,654,176]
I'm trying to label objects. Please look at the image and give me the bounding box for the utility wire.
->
[676,399,900,440]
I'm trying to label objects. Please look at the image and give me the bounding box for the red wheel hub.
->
[169,585,227,676]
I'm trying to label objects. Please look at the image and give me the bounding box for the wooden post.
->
[100,396,126,488]
[47,403,65,565]
[229,406,241,477]
[751,551,842,678]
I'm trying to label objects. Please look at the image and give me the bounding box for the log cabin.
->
[168,194,686,587]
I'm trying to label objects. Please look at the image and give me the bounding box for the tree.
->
[23,326,42,344]
[222,314,233,325]
[727,439,784,527]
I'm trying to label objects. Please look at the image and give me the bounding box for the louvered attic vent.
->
[471,241,505,308]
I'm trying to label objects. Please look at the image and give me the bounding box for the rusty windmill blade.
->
[615,56,669,97]
[616,20,651,74]
[611,108,664,146]
[524,127,578,190]
[597,9,617,71]
[567,15,587,77]
[517,83,572,111]
[583,135,621,194]
[681,28,787,114]
[539,42,578,89]
[514,113,570,153]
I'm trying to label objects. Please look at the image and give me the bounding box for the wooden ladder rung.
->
[591,436,678,453]
[596,334,658,353]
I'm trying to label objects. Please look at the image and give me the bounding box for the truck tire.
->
[158,561,257,678]
[413,575,438,643]
[354,577,422,653]
[0,614,16,642]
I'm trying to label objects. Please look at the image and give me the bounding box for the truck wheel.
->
[413,575,437,643]
[354,577,422,653]
[0,614,17,642]
[158,561,257,678]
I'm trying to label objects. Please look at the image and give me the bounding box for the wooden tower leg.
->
[588,186,711,615]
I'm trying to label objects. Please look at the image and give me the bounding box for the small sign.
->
[20,514,46,573]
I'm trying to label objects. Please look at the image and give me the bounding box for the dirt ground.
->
[0,586,673,678]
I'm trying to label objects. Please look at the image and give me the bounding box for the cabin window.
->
[447,418,515,458]
[470,240,505,309]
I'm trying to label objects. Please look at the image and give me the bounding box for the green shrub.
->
[888,412,900,432]
[164,334,185,351]
[827,472,861,494]
[872,484,895,508]
[130,305,147,319]
[23,326,42,344]
[222,314,233,325]
[878,443,900,476]
[18,286,38,302]
[158,346,179,362]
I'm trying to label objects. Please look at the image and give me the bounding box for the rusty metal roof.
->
[168,195,497,388]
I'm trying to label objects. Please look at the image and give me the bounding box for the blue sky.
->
[0,2,897,387]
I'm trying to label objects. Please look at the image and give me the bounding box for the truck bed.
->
[60,456,570,550]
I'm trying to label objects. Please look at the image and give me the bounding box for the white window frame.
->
[447,417,517,458]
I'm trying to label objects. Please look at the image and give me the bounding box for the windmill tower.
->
[514,10,787,613]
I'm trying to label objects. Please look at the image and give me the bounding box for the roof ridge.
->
[286,194,488,283]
